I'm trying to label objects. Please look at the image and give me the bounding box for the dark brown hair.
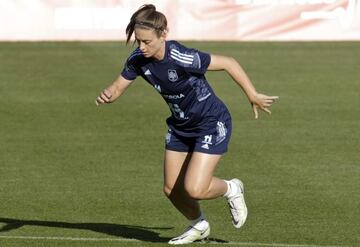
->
[126,4,167,44]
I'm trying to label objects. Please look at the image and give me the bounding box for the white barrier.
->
[0,0,359,41]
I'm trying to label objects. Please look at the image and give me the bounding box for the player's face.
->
[135,28,166,60]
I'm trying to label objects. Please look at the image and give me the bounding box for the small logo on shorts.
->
[144,69,152,75]
[168,69,178,82]
[201,135,212,149]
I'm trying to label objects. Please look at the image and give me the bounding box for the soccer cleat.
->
[168,220,210,245]
[227,179,248,228]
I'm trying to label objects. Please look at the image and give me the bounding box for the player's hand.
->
[250,93,279,119]
[95,89,112,106]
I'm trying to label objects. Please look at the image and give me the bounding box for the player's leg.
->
[164,150,210,245]
[183,152,226,200]
[184,152,247,229]
[163,149,200,220]
[168,152,229,245]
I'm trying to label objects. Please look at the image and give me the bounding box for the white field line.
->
[0,235,347,247]
[0,235,139,242]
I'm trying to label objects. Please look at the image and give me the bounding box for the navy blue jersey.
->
[121,40,231,137]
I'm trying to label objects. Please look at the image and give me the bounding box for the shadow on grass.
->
[0,217,229,244]
[0,217,171,243]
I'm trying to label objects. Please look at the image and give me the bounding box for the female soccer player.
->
[96,4,278,245]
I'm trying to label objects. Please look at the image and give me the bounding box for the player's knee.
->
[184,183,208,200]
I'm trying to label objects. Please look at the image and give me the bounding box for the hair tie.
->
[135,21,162,31]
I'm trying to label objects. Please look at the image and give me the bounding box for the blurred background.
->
[1,0,360,41]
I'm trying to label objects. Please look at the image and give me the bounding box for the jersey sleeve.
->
[187,49,211,74]
[121,49,142,81]
[169,41,211,75]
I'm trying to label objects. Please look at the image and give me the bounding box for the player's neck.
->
[152,41,166,61]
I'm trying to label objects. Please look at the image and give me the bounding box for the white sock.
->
[223,180,238,199]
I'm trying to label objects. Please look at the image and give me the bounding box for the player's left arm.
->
[208,54,279,119]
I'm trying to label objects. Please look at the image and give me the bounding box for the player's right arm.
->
[95,75,133,105]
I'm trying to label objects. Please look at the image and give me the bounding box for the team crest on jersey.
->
[168,69,178,82]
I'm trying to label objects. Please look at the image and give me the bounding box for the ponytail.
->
[126,4,167,44]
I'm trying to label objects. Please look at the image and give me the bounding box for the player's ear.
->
[160,28,168,40]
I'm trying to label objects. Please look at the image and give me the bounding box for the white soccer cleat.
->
[168,220,210,245]
[227,179,248,228]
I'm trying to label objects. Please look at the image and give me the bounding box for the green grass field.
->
[0,41,359,247]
